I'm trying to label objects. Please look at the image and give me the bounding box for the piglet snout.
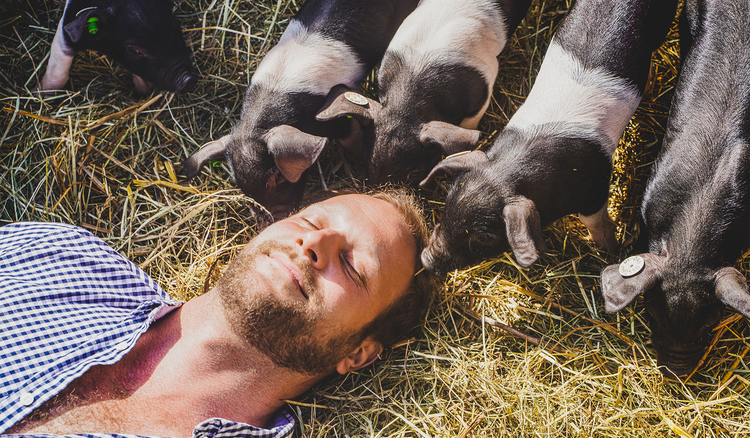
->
[421,225,461,277]
[656,352,703,378]
[173,71,198,92]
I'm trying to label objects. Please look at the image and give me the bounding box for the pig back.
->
[294,0,420,68]
[642,0,750,259]
[554,0,678,93]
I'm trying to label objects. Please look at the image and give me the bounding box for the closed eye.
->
[302,215,368,292]
[301,217,319,230]
[341,253,367,292]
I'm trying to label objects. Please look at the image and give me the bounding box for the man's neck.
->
[9,291,320,437]
[171,291,323,426]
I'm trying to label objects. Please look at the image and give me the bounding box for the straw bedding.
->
[1,0,749,436]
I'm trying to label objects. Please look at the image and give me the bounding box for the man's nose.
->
[297,229,345,270]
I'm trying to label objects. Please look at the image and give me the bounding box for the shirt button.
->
[115,341,130,351]
[19,392,34,406]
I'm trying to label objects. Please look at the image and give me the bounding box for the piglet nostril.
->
[175,73,198,92]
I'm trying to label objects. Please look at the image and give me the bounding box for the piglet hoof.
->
[32,83,60,98]
[578,209,619,253]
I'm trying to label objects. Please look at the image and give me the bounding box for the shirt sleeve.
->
[0,412,296,438]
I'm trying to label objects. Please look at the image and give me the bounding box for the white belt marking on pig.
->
[40,19,75,90]
[252,19,365,95]
[506,41,641,154]
[381,0,508,129]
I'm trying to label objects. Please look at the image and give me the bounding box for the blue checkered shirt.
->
[0,222,295,438]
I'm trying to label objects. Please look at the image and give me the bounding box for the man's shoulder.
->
[0,222,182,434]
[0,221,87,237]
[0,221,151,291]
[0,221,173,307]
[0,221,106,255]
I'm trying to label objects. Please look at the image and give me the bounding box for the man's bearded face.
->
[216,194,417,376]
[219,240,364,376]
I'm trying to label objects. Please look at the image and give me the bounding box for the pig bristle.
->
[2,0,750,435]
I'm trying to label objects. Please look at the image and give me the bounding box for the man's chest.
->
[5,364,192,437]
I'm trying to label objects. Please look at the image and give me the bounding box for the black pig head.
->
[601,253,750,376]
[41,0,197,94]
[418,150,548,276]
[183,125,327,223]
[316,87,481,186]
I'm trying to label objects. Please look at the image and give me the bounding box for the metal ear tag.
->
[619,255,645,278]
[344,92,368,106]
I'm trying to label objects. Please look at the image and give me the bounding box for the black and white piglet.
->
[316,0,531,186]
[183,0,418,221]
[39,0,197,94]
[420,0,678,276]
[600,0,750,377]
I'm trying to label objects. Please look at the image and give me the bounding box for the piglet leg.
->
[39,21,74,91]
[578,203,618,252]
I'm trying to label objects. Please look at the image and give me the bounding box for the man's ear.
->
[335,338,383,375]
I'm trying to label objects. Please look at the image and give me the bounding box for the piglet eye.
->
[700,311,722,331]
[422,139,440,150]
[126,45,147,60]
[271,170,286,186]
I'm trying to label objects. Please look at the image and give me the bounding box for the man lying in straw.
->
[0,189,433,437]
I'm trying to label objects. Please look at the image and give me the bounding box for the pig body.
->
[316,0,531,187]
[420,0,678,275]
[39,0,197,94]
[183,0,419,221]
[600,0,750,377]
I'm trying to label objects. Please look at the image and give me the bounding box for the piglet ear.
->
[502,197,547,268]
[183,135,231,179]
[64,7,110,43]
[316,86,381,156]
[419,150,488,188]
[265,125,327,183]
[715,267,750,318]
[599,253,663,313]
[316,85,380,125]
[419,121,481,155]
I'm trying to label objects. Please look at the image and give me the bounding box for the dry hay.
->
[2,0,750,436]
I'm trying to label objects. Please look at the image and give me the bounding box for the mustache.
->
[254,240,318,299]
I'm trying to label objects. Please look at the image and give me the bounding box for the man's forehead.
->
[298,194,390,216]
[300,193,415,263]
